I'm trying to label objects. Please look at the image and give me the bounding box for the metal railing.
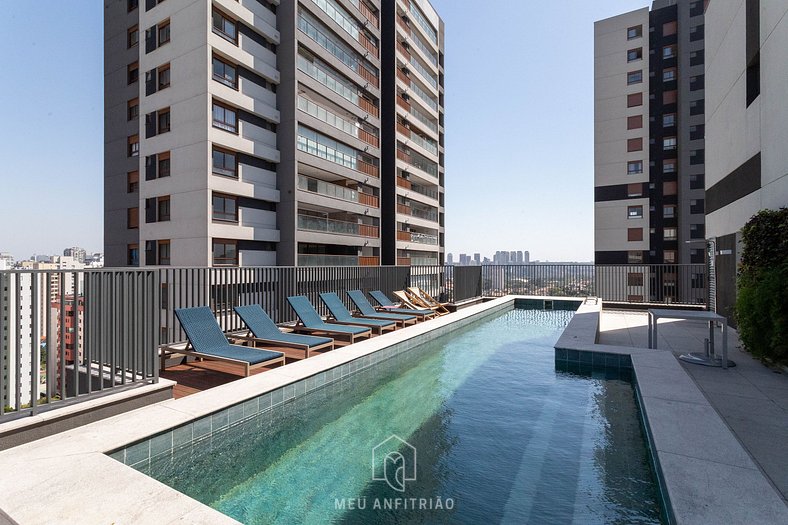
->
[1,263,706,421]
[0,269,158,422]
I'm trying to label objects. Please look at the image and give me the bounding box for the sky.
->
[0,0,648,263]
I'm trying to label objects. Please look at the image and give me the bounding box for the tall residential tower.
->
[594,0,706,302]
[104,0,444,267]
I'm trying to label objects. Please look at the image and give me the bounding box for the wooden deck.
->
[160,342,342,399]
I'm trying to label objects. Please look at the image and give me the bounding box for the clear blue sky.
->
[0,0,647,262]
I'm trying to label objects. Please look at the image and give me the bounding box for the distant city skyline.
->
[0,0,643,264]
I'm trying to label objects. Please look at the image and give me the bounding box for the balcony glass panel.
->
[298,174,359,203]
[298,96,358,138]
[410,232,439,245]
[298,254,359,266]
[297,125,358,170]
[297,54,359,105]
[298,214,361,235]
[409,1,437,44]
[311,0,360,41]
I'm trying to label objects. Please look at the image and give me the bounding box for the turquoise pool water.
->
[125,308,662,524]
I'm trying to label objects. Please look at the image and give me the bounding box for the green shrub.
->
[736,208,788,363]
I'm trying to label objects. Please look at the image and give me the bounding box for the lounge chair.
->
[393,290,446,316]
[173,307,285,377]
[319,292,397,335]
[407,286,450,315]
[287,295,372,344]
[346,290,419,326]
[368,290,437,320]
[233,305,334,358]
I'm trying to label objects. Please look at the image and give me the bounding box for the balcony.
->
[397,68,411,86]
[358,128,379,148]
[358,97,379,118]
[357,158,379,177]
[410,232,439,245]
[411,183,438,200]
[397,203,412,215]
[358,65,379,88]
[359,256,380,266]
[397,122,411,137]
[397,257,411,265]
[297,254,359,266]
[396,176,412,189]
[396,95,411,112]
[410,256,439,265]
[359,32,378,57]
[411,207,438,222]
[297,174,378,208]
[396,230,412,241]
[298,214,379,238]
[397,41,411,61]
[357,1,379,29]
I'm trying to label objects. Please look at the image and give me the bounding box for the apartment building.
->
[594,0,706,302]
[104,0,444,268]
[704,0,788,320]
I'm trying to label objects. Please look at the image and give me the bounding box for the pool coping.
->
[556,301,788,525]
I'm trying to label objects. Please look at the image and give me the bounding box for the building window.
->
[128,0,138,13]
[690,223,705,239]
[627,93,643,107]
[127,98,139,121]
[627,48,642,62]
[128,134,139,157]
[158,240,171,265]
[664,181,678,195]
[212,193,238,222]
[627,138,643,152]
[212,102,238,133]
[628,251,643,264]
[627,161,643,174]
[212,147,238,178]
[628,205,644,219]
[158,152,171,178]
[128,25,139,48]
[663,159,677,173]
[127,207,139,229]
[664,228,677,241]
[157,108,171,134]
[690,199,704,214]
[127,62,139,84]
[157,196,171,222]
[127,171,139,193]
[664,205,676,218]
[213,239,238,266]
[127,244,139,266]
[212,9,238,44]
[158,64,171,90]
[627,183,643,197]
[627,70,643,85]
[690,149,705,165]
[663,21,678,36]
[628,228,643,242]
[664,250,677,263]
[663,68,677,82]
[627,115,643,130]
[663,90,678,104]
[663,45,677,59]
[627,25,642,39]
[663,137,677,150]
[158,19,170,45]
[627,272,644,286]
[663,113,676,127]
[212,56,238,88]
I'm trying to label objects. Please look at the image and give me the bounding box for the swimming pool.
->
[112,307,663,524]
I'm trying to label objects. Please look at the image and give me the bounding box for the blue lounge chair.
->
[369,290,437,319]
[173,307,285,377]
[319,292,397,335]
[346,290,419,327]
[233,305,334,358]
[287,296,372,343]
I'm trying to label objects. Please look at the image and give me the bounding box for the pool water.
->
[132,308,662,524]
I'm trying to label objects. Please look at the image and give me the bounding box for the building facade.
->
[704,0,788,320]
[104,0,444,268]
[594,0,706,303]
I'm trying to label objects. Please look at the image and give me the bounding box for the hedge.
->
[735,208,788,363]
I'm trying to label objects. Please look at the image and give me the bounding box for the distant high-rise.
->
[63,247,87,264]
[446,252,453,265]
[104,0,445,268]
[473,253,480,265]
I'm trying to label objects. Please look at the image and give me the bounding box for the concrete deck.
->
[600,310,788,504]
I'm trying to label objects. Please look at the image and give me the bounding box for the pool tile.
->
[567,349,580,362]
[260,393,272,412]
[283,384,295,401]
[228,404,244,425]
[150,431,173,458]
[243,397,259,418]
[555,348,568,360]
[212,410,229,431]
[126,440,150,465]
[193,416,212,439]
[173,424,193,448]
[606,354,621,368]
[271,388,283,407]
